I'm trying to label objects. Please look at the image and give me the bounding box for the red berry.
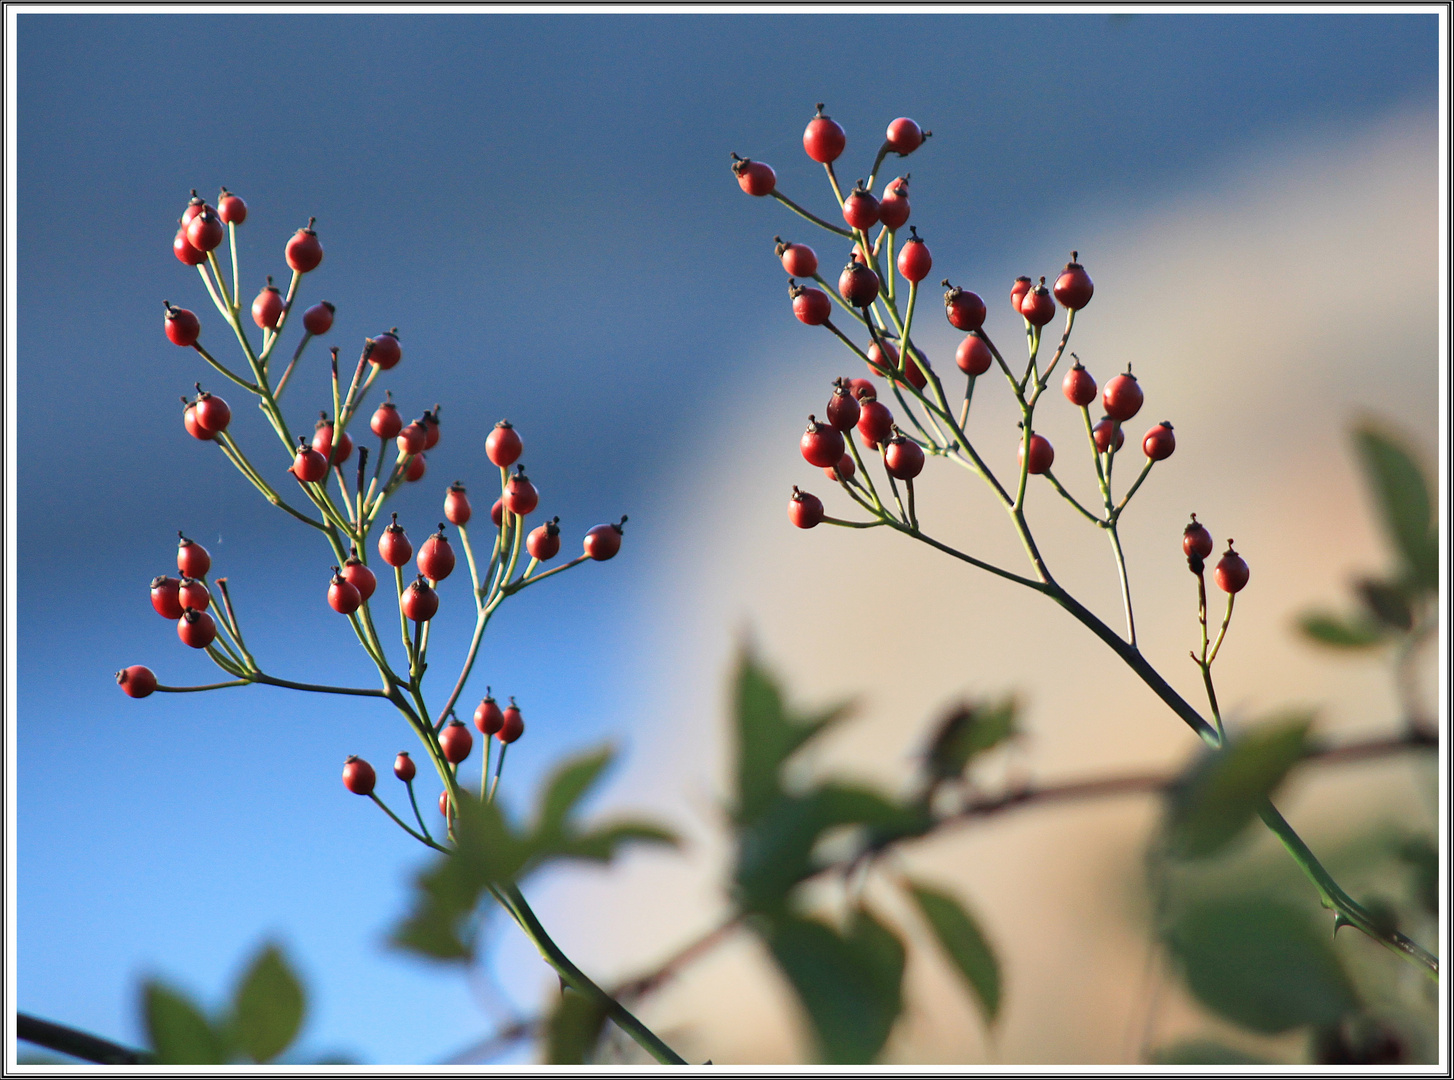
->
[439,791,450,816]
[177,576,210,612]
[857,399,894,448]
[884,433,925,479]
[173,228,206,266]
[870,340,926,390]
[1010,275,1033,313]
[527,517,562,561]
[186,207,225,253]
[328,568,362,614]
[421,408,441,450]
[491,498,505,527]
[791,283,832,325]
[498,699,525,743]
[1062,362,1096,407]
[378,515,413,567]
[302,301,335,336]
[393,752,416,782]
[180,192,207,226]
[285,220,323,273]
[775,237,818,278]
[405,452,425,482]
[802,104,846,163]
[941,283,986,332]
[313,417,353,465]
[116,665,157,699]
[504,468,539,516]
[841,182,880,231]
[474,695,504,735]
[292,440,328,483]
[583,519,626,561]
[1053,252,1094,310]
[177,608,216,649]
[342,755,375,796]
[150,575,184,619]
[1183,515,1214,560]
[177,534,211,578]
[342,553,377,601]
[896,227,932,283]
[192,390,230,435]
[418,525,456,582]
[440,720,473,764]
[885,117,928,156]
[164,303,200,347]
[731,154,776,196]
[444,482,472,526]
[878,177,910,231]
[1143,421,1175,461]
[789,486,824,529]
[867,338,898,374]
[1020,432,1054,474]
[826,453,855,481]
[183,404,213,441]
[846,377,877,402]
[955,334,993,376]
[839,261,880,307]
[217,189,247,225]
[1092,416,1125,453]
[800,416,845,469]
[1214,544,1249,593]
[1102,367,1143,422]
[371,399,403,440]
[826,381,861,432]
[486,421,523,468]
[402,575,439,621]
[1019,278,1056,327]
[368,330,402,370]
[397,422,427,456]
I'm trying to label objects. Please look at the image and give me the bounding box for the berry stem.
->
[213,432,326,531]
[369,791,447,852]
[1111,459,1156,519]
[458,524,484,608]
[865,143,891,192]
[203,642,248,678]
[227,220,241,316]
[272,333,310,399]
[488,741,509,803]
[842,430,885,514]
[258,269,303,367]
[404,777,434,844]
[153,679,251,692]
[204,250,234,312]
[501,553,589,596]
[190,343,258,393]
[1079,404,1112,500]
[958,375,976,430]
[1107,524,1137,647]
[821,516,886,529]
[1031,308,1076,398]
[393,565,414,665]
[812,274,872,327]
[769,190,853,238]
[822,160,846,207]
[480,736,493,804]
[1207,591,1235,664]
[1041,469,1105,526]
[195,262,231,321]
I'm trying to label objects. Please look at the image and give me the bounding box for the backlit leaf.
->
[1353,424,1436,592]
[544,988,608,1064]
[228,943,305,1063]
[143,982,227,1065]
[922,698,1017,783]
[1298,611,1385,648]
[907,882,1000,1025]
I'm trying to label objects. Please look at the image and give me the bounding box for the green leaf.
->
[1151,1039,1274,1064]
[907,882,1000,1025]
[1166,716,1311,859]
[1167,896,1359,1033]
[1353,423,1437,591]
[534,746,615,841]
[1297,611,1385,648]
[544,988,609,1064]
[227,943,305,1063]
[922,698,1017,783]
[142,982,227,1064]
[765,909,905,1064]
[555,819,679,862]
[1396,835,1438,915]
[1354,578,1414,632]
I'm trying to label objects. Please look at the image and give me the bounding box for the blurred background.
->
[15,11,1441,1065]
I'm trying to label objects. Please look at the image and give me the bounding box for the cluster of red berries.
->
[733,106,929,202]
[1183,514,1249,593]
[114,535,219,695]
[173,189,321,274]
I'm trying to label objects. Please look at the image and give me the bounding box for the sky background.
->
[14,11,1442,1065]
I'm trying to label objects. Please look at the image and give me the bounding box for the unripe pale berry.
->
[956,334,993,376]
[1062,362,1096,407]
[486,421,522,468]
[440,720,473,764]
[444,482,472,525]
[802,104,846,163]
[789,486,824,529]
[943,281,986,331]
[1143,421,1175,461]
[1102,367,1144,422]
[117,665,157,698]
[342,756,375,796]
[527,517,562,561]
[775,237,818,278]
[884,433,925,479]
[1053,252,1094,310]
[583,519,626,561]
[731,154,775,196]
[1214,543,1249,593]
[1020,432,1054,474]
[285,220,323,273]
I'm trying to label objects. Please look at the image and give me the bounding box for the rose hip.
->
[1214,543,1250,593]
[371,398,403,440]
[151,576,184,619]
[328,568,362,614]
[177,608,217,649]
[1053,252,1094,310]
[1102,367,1143,422]
[583,519,626,561]
[775,237,818,278]
[177,534,211,578]
[292,439,328,483]
[440,720,473,764]
[896,227,932,282]
[1019,278,1056,327]
[839,261,880,307]
[1143,422,1176,461]
[177,576,210,612]
[393,752,416,782]
[368,330,402,370]
[498,699,525,743]
[943,282,986,331]
[474,694,504,736]
[527,517,562,561]
[117,665,157,698]
[827,453,855,481]
[313,417,353,465]
[285,219,323,273]
[956,334,993,376]
[402,576,439,621]
[802,104,846,163]
[342,756,375,796]
[504,468,539,515]
[878,177,910,230]
[252,278,285,330]
[841,181,881,231]
[417,525,456,582]
[791,283,832,325]
[800,416,845,469]
[1062,362,1097,407]
[342,551,377,600]
[826,380,862,432]
[857,399,894,447]
[486,421,522,468]
[1011,275,1033,313]
[1092,416,1124,453]
[302,301,335,336]
[405,454,426,483]
[397,422,427,457]
[789,486,824,528]
[1020,432,1054,474]
[173,228,206,266]
[164,302,200,347]
[884,433,925,479]
[1183,515,1214,560]
[885,117,928,155]
[378,514,413,567]
[186,207,225,253]
[444,482,472,525]
[731,154,776,196]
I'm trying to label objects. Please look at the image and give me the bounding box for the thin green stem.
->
[1207,591,1235,664]
[1042,469,1106,526]
[1112,459,1156,519]
[770,190,852,238]
[1107,524,1137,646]
[370,792,448,852]
[404,777,433,843]
[155,679,250,693]
[191,343,258,393]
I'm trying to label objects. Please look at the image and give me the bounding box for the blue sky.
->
[15,11,1439,1064]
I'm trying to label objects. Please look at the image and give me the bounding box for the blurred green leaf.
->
[1297,611,1385,648]
[558,820,679,862]
[1353,424,1437,592]
[534,746,614,841]
[227,943,305,1063]
[544,988,609,1064]
[143,982,227,1064]
[1355,578,1415,632]
[907,882,1000,1025]
[766,909,905,1064]
[1151,1039,1274,1064]
[1166,716,1311,859]
[922,698,1017,784]
[1397,835,1438,915]
[1167,896,1358,1033]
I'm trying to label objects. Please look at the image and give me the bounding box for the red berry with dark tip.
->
[405,454,426,482]
[117,665,157,698]
[1053,252,1094,310]
[243,277,281,329]
[184,405,212,441]
[839,261,879,307]
[527,517,561,561]
[217,190,247,225]
[342,553,376,600]
[878,177,910,230]
[775,238,818,278]
[732,155,775,196]
[402,576,438,622]
[444,482,472,525]
[841,182,880,230]
[302,301,335,336]
[421,409,440,450]
[151,575,184,619]
[378,515,412,567]
[371,400,402,440]
[498,700,525,743]
[177,608,216,649]
[884,434,925,479]
[847,377,877,402]
[313,418,353,465]
[1092,416,1124,453]
[186,207,225,253]
[177,576,209,612]
[885,117,928,156]
[857,399,893,447]
[440,720,473,764]
[342,756,375,795]
[1062,363,1096,407]
[177,535,211,578]
[474,694,504,735]
[1019,278,1056,327]
[328,569,362,614]
[956,334,993,376]
[192,391,230,435]
[800,416,845,468]
[583,519,626,561]
[393,752,416,782]
[1143,421,1175,461]
[1214,544,1249,593]
[164,303,200,347]
[896,227,932,283]
[1183,516,1214,560]
[789,486,824,529]
[504,468,539,515]
[181,193,206,226]
[1011,276,1033,313]
[867,338,899,375]
[486,421,522,468]
[417,525,456,582]
[292,440,327,483]
[286,221,323,272]
[397,422,427,456]
[1020,432,1054,474]
[826,381,861,432]
[826,453,855,481]
[368,330,402,370]
[1102,368,1143,422]
[943,283,986,331]
[173,228,206,266]
[802,104,846,163]
[791,283,832,325]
